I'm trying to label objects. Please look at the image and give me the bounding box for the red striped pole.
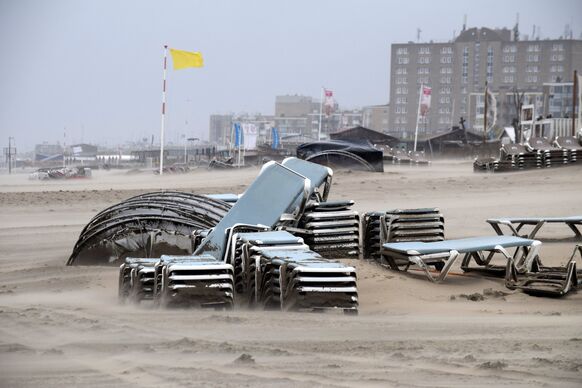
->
[159,45,168,175]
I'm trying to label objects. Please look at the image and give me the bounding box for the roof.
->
[329,126,399,145]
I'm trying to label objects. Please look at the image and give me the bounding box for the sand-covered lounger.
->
[505,245,582,297]
[487,216,582,239]
[381,236,541,283]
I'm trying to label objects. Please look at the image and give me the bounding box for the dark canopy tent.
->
[296,140,384,172]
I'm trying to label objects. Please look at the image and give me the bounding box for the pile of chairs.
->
[287,200,361,258]
[119,255,235,308]
[475,136,582,173]
[256,248,358,313]
[116,158,360,313]
[554,136,582,163]
[527,137,569,167]
[362,208,445,262]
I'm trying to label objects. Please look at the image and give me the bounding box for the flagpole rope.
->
[159,45,168,175]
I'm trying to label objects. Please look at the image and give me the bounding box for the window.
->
[396,68,408,75]
[396,77,408,84]
[552,43,564,51]
[526,65,539,73]
[419,47,431,54]
[396,48,408,55]
[550,65,564,72]
[527,44,540,52]
[503,55,515,62]
[440,56,452,64]
[440,47,452,54]
[418,56,431,64]
[440,76,451,84]
[527,54,539,62]
[439,87,451,94]
[398,57,409,64]
[504,75,514,83]
[527,75,538,83]
[503,45,516,53]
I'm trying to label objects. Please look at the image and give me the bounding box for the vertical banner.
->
[486,88,497,131]
[271,127,280,149]
[324,89,334,116]
[234,123,242,147]
[420,86,432,116]
[243,123,257,150]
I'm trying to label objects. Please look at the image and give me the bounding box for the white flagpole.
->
[414,83,423,151]
[159,45,168,175]
[318,87,324,141]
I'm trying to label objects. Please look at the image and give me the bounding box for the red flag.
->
[420,86,432,116]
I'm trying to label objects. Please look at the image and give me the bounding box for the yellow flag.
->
[169,48,204,70]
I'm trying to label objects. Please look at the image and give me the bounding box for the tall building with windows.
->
[389,26,582,138]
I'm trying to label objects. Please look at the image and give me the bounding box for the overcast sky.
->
[1,0,580,152]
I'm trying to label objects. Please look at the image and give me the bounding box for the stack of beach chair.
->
[362,212,385,260]
[527,137,569,167]
[289,200,361,258]
[500,144,541,169]
[554,136,582,163]
[118,258,159,303]
[227,230,307,301]
[153,254,235,308]
[362,208,445,261]
[409,150,430,166]
[254,248,358,313]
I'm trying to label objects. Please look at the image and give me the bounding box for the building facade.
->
[389,26,582,138]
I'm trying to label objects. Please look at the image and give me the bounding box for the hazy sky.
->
[1,0,580,152]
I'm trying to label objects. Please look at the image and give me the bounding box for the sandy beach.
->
[1,161,581,387]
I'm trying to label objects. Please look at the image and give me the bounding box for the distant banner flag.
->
[271,127,280,149]
[169,48,204,70]
[324,89,334,116]
[72,146,83,155]
[486,88,497,130]
[234,123,242,147]
[243,123,257,150]
[420,86,432,116]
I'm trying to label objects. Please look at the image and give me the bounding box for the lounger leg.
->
[567,223,582,238]
[527,221,546,239]
[490,223,504,236]
[409,250,460,283]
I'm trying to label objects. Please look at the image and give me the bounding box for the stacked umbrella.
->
[289,200,361,258]
[527,137,568,167]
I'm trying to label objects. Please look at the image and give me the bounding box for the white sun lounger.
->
[381,236,541,283]
[487,216,582,239]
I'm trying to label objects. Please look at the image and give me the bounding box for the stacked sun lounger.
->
[527,137,569,167]
[473,157,515,172]
[362,211,384,260]
[255,248,358,313]
[409,151,430,166]
[153,254,235,308]
[228,230,307,300]
[391,149,412,165]
[506,245,582,297]
[363,209,445,262]
[500,144,541,169]
[554,136,582,163]
[118,258,159,303]
[289,200,361,258]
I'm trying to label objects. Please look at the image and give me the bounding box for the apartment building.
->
[389,26,582,138]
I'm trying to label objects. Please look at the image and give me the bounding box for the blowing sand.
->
[1,161,581,387]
